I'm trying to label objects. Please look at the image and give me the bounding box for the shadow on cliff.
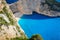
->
[21,11,60,20]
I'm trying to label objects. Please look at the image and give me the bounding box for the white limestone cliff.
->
[0,0,26,40]
[9,0,60,17]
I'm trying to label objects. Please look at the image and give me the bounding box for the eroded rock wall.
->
[0,0,25,40]
[10,0,60,17]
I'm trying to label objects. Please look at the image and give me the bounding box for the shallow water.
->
[18,12,60,40]
[18,18,60,40]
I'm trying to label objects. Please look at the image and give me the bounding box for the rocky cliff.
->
[10,0,60,17]
[0,0,26,40]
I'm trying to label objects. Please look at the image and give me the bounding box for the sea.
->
[6,0,60,40]
[18,11,60,40]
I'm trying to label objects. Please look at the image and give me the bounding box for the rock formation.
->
[9,0,60,17]
[0,0,26,40]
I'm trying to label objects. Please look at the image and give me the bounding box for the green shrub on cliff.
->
[11,34,43,40]
[29,34,43,40]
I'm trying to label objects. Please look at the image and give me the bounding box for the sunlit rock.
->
[9,0,60,17]
[0,0,26,40]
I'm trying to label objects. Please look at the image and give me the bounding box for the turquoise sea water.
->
[18,18,60,40]
[6,0,60,40]
[18,12,60,40]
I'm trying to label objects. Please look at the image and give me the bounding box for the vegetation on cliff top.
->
[0,0,43,40]
[11,34,43,40]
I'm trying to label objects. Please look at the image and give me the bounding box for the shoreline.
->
[16,17,24,32]
[16,17,28,38]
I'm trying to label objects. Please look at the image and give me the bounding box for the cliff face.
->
[0,0,25,40]
[10,0,60,17]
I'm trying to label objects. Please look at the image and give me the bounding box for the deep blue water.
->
[18,11,60,40]
[6,0,60,4]
[6,0,18,4]
[56,0,60,2]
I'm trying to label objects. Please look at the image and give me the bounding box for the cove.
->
[18,11,60,40]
